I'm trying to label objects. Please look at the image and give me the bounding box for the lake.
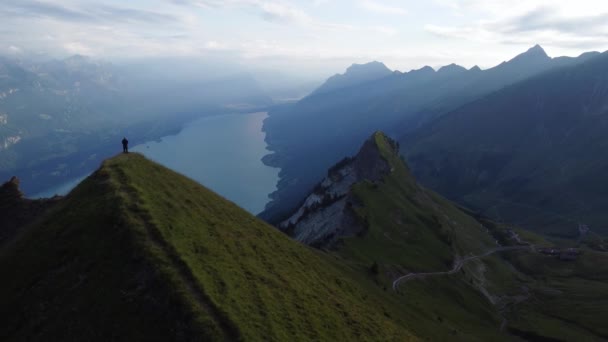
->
[32,112,279,214]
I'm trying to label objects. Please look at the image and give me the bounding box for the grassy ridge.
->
[0,153,416,341]
[0,164,212,341]
[329,132,608,340]
[333,132,508,340]
[341,132,495,272]
[3,138,606,341]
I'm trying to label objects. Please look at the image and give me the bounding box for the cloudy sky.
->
[1,0,608,76]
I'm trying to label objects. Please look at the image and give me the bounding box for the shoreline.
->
[26,111,279,211]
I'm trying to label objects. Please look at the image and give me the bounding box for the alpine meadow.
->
[1,1,608,341]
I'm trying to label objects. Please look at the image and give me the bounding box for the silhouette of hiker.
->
[122,137,129,153]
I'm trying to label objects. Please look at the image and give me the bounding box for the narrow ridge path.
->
[111,165,242,341]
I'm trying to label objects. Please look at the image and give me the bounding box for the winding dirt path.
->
[392,245,531,291]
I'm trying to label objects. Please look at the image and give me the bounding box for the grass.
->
[398,274,508,341]
[3,137,607,341]
[0,152,417,341]
[476,236,608,340]
[504,252,608,340]
[333,133,608,341]
[340,132,495,274]
[325,133,513,340]
[0,161,210,341]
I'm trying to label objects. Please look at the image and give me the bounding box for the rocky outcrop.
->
[0,176,22,200]
[279,132,395,247]
[0,176,60,244]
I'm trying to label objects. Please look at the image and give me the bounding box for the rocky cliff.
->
[279,132,396,247]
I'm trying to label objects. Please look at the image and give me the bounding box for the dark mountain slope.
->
[403,51,608,236]
[260,45,597,223]
[0,153,415,341]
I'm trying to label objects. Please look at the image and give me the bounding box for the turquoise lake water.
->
[32,112,279,214]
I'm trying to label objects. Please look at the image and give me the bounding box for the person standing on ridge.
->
[122,137,129,153]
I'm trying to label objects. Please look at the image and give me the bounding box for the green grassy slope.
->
[503,250,608,340]
[329,133,509,340]
[475,220,608,340]
[328,132,608,341]
[341,132,496,273]
[0,153,416,341]
[4,140,606,341]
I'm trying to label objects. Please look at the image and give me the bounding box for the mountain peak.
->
[345,61,391,75]
[356,131,398,180]
[418,65,435,72]
[406,65,435,76]
[529,44,545,53]
[437,63,467,75]
[312,61,392,95]
[278,131,407,246]
[1,176,23,200]
[512,44,549,61]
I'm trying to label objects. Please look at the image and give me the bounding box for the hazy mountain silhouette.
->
[260,45,598,223]
[312,61,392,95]
[0,55,273,196]
[403,51,608,236]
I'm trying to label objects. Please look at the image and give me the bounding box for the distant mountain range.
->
[5,41,608,341]
[260,45,606,237]
[0,55,273,195]
[403,51,608,236]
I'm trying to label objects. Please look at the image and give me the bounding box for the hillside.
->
[403,50,608,237]
[279,132,496,264]
[2,144,607,340]
[260,45,598,223]
[0,153,415,341]
[278,132,608,341]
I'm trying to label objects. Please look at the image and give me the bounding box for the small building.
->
[559,252,579,261]
[538,248,560,256]
[538,247,581,261]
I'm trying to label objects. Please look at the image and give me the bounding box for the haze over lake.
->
[33,112,279,214]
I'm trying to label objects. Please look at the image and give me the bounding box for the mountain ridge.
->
[260,45,599,224]
[273,132,608,341]
[279,132,396,247]
[2,142,608,340]
[312,61,392,95]
[0,152,416,341]
[402,50,608,236]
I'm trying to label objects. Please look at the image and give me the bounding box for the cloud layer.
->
[428,1,608,49]
[0,0,607,75]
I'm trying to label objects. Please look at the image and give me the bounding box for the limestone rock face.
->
[279,133,392,248]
